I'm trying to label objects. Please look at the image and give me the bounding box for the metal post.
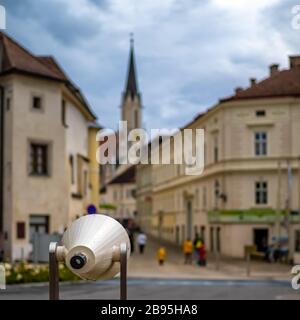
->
[215,227,220,271]
[286,160,293,262]
[246,251,251,277]
[49,242,59,300]
[120,242,127,300]
[275,161,282,247]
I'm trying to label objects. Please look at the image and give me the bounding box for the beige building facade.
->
[0,32,100,261]
[101,165,137,220]
[137,56,300,259]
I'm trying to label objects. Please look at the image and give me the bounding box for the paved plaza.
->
[1,237,299,300]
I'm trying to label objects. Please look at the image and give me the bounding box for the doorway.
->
[253,228,268,252]
[29,215,49,241]
[176,226,180,245]
[210,227,214,252]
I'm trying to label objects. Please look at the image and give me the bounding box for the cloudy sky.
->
[2,0,300,130]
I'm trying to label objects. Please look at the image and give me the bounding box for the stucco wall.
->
[10,75,69,260]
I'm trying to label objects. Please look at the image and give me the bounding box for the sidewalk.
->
[128,236,293,281]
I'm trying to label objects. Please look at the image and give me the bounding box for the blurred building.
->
[137,56,300,258]
[100,38,141,221]
[0,32,100,260]
[102,165,137,220]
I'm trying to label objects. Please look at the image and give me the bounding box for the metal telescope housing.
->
[49,214,130,300]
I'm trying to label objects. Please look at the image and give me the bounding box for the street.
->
[0,278,299,300]
[1,237,300,300]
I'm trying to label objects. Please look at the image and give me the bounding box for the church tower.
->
[121,36,142,132]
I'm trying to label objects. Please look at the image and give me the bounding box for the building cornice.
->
[152,156,300,193]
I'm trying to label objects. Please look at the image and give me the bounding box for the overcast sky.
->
[2,0,300,130]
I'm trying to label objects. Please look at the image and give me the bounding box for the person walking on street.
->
[193,233,201,261]
[199,241,206,266]
[157,246,166,265]
[126,227,135,254]
[183,238,193,264]
[137,230,147,254]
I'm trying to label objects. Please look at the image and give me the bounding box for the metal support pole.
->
[49,242,59,300]
[246,251,251,277]
[120,242,127,300]
[215,227,220,271]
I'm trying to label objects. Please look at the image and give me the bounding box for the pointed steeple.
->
[124,34,139,99]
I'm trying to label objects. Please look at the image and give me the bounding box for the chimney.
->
[269,64,279,76]
[250,78,256,87]
[289,56,300,70]
[235,87,243,94]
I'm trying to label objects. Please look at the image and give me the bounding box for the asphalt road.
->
[1,279,299,300]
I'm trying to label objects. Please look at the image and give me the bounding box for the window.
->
[213,136,219,162]
[295,230,300,253]
[216,227,221,252]
[255,181,268,204]
[126,189,132,198]
[69,155,74,184]
[210,227,214,252]
[83,170,88,196]
[29,143,49,176]
[131,189,136,198]
[32,96,42,110]
[214,180,220,209]
[202,186,207,209]
[256,110,266,117]
[255,132,267,156]
[16,222,26,239]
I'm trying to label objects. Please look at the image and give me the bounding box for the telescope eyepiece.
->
[70,253,87,269]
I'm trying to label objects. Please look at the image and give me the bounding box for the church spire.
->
[124,33,139,99]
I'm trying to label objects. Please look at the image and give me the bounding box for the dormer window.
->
[256,110,266,117]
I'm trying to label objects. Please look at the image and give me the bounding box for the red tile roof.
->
[221,64,300,102]
[108,165,136,184]
[37,56,69,81]
[0,32,96,120]
[0,32,66,81]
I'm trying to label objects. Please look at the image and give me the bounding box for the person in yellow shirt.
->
[183,238,193,264]
[157,246,166,266]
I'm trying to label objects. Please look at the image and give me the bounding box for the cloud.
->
[2,0,298,131]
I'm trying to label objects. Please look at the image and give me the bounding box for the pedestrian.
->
[126,228,135,254]
[193,233,201,261]
[183,238,193,264]
[157,246,166,265]
[199,241,206,266]
[195,239,203,266]
[137,230,147,254]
